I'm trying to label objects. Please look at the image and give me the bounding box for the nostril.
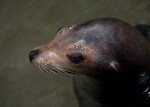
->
[29,50,41,62]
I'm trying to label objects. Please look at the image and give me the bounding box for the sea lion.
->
[29,18,150,107]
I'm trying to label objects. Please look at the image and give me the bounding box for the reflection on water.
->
[0,0,150,107]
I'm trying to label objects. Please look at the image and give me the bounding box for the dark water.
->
[0,0,150,107]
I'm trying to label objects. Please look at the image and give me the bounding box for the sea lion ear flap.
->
[109,61,121,71]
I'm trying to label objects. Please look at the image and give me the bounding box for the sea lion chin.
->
[29,18,150,107]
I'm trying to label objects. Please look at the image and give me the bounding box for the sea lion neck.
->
[77,69,150,107]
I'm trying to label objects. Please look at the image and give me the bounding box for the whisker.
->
[45,64,69,76]
[37,65,44,72]
[44,66,68,76]
[48,64,73,75]
[47,64,66,73]
[46,65,67,75]
[42,65,57,74]
[40,66,48,73]
[54,66,73,74]
[35,63,73,76]
[48,65,67,74]
[49,65,70,73]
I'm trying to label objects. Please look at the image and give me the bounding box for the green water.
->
[0,0,150,107]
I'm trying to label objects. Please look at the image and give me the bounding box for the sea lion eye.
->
[67,52,84,64]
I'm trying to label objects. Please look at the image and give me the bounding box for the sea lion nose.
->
[29,50,40,62]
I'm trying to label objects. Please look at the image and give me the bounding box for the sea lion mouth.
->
[34,63,73,75]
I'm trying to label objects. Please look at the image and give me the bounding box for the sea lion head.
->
[29,24,100,75]
[29,18,150,76]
